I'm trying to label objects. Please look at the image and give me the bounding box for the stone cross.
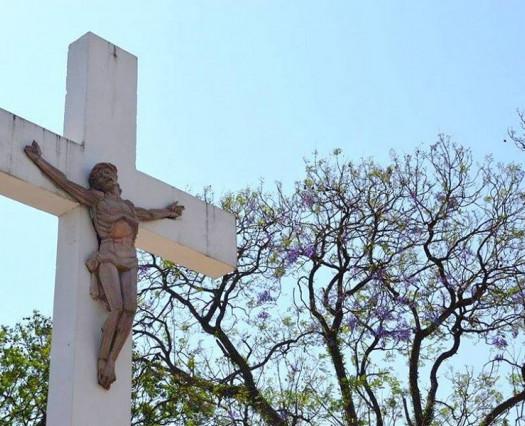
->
[0,32,236,426]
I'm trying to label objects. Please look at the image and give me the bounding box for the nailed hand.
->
[24,140,42,161]
[167,201,184,219]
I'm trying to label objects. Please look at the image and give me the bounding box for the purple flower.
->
[375,306,393,321]
[256,290,274,305]
[285,248,300,265]
[392,328,412,342]
[137,264,150,279]
[409,225,423,236]
[346,315,358,329]
[459,247,473,261]
[436,192,458,208]
[258,311,270,321]
[511,290,525,304]
[422,311,440,324]
[395,296,411,305]
[490,336,508,349]
[301,193,315,208]
[375,326,388,338]
[303,244,315,258]
[448,197,459,209]
[374,269,387,281]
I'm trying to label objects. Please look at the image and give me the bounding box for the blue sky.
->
[0,1,525,326]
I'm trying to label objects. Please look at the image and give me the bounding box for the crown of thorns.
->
[88,162,118,189]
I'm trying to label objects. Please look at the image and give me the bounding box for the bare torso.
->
[91,195,139,244]
[89,194,140,271]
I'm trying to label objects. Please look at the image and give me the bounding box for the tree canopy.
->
[3,139,525,425]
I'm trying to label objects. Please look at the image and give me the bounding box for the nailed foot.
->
[98,358,116,390]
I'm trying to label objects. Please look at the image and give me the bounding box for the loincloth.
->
[85,239,138,309]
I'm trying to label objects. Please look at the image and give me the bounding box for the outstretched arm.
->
[24,141,98,206]
[136,202,184,222]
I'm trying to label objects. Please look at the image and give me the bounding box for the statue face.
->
[89,163,119,193]
[92,167,118,193]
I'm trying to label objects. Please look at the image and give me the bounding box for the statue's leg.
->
[97,262,123,389]
[108,267,137,364]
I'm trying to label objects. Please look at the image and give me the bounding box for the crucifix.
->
[0,32,236,425]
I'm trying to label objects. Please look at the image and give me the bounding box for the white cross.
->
[0,32,236,426]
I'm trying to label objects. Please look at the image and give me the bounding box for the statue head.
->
[89,162,119,193]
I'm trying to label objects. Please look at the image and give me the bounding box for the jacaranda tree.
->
[134,138,525,425]
[3,138,525,425]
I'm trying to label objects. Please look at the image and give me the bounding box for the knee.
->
[109,301,124,315]
[123,302,137,316]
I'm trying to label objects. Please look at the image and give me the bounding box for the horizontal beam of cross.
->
[0,107,236,277]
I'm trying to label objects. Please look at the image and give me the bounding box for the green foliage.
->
[132,358,216,425]
[0,312,50,425]
[0,313,216,426]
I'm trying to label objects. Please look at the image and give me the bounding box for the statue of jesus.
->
[24,141,184,390]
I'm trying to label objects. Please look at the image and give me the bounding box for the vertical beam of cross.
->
[46,34,138,426]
